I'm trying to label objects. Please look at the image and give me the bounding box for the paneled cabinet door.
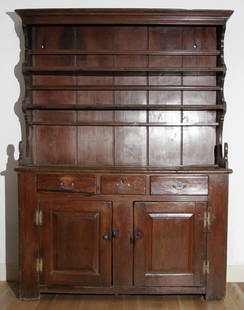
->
[134,202,207,287]
[40,200,112,286]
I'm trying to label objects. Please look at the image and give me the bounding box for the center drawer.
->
[37,174,96,194]
[101,175,146,195]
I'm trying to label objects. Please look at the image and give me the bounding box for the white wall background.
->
[0,0,243,281]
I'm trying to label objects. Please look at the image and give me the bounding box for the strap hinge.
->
[36,257,43,274]
[204,211,211,231]
[203,260,210,275]
[35,209,43,226]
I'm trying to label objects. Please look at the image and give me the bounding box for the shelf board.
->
[23,66,226,73]
[29,85,221,91]
[27,104,225,111]
[30,121,219,127]
[29,49,221,56]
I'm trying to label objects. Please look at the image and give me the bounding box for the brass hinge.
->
[203,211,211,231]
[203,260,210,275]
[35,209,43,226]
[36,257,43,273]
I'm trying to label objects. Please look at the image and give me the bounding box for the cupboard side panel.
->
[206,174,228,299]
[19,172,39,299]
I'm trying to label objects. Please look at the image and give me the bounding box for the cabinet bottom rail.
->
[39,285,206,295]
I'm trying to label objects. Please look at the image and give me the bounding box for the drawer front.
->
[151,176,208,195]
[101,175,146,195]
[37,174,96,194]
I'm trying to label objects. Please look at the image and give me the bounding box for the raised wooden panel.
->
[115,127,147,166]
[34,126,77,165]
[40,200,112,286]
[78,126,113,165]
[101,175,146,195]
[37,174,96,194]
[150,176,208,195]
[134,202,206,287]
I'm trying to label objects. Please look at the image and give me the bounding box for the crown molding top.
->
[15,8,233,25]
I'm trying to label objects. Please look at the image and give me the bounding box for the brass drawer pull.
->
[59,182,75,188]
[116,178,131,189]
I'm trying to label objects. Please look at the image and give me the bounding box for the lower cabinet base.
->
[18,171,229,301]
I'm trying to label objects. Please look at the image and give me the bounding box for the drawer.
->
[37,174,96,194]
[101,175,146,195]
[150,176,208,195]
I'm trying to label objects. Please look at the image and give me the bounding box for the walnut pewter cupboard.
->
[15,9,233,300]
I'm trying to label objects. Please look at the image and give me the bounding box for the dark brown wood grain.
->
[206,174,228,299]
[15,9,233,26]
[40,200,112,286]
[134,202,206,287]
[112,200,133,286]
[150,175,208,195]
[101,175,146,195]
[37,174,96,194]
[15,9,232,300]
[18,172,39,299]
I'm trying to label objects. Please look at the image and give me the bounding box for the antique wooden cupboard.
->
[15,9,233,300]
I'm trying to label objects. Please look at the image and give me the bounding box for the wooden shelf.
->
[27,104,225,111]
[30,121,219,127]
[29,49,221,56]
[29,85,221,91]
[24,66,226,73]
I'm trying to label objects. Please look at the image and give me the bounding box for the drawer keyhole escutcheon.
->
[172,183,186,191]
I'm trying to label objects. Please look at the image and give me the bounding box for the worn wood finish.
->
[150,175,208,195]
[2,282,244,309]
[40,200,112,286]
[18,173,39,299]
[206,174,229,299]
[15,9,232,300]
[101,175,146,195]
[37,174,96,193]
[134,202,206,287]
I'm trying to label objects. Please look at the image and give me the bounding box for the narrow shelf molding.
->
[30,121,219,127]
[26,104,225,111]
[29,85,221,91]
[29,49,221,56]
[23,66,226,73]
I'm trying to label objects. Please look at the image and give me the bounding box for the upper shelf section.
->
[16,9,233,25]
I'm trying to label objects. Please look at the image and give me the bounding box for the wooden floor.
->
[1,282,244,309]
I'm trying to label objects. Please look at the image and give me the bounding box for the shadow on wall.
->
[1,145,19,282]
[0,12,26,283]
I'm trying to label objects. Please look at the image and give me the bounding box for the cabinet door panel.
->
[40,200,112,286]
[134,202,206,287]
